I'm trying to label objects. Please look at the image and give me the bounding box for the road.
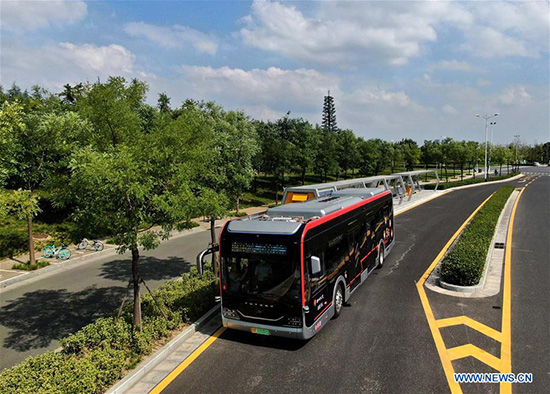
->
[160,170,548,394]
[0,228,216,370]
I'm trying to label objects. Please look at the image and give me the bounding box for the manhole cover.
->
[494,242,505,249]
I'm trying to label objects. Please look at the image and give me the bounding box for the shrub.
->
[440,186,514,286]
[0,227,27,258]
[12,260,50,271]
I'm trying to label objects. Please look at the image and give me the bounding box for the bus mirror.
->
[311,256,321,275]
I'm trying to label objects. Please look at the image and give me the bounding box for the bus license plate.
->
[251,328,270,336]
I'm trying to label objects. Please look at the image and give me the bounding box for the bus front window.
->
[224,242,297,299]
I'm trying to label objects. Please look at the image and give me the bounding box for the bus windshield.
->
[224,241,297,299]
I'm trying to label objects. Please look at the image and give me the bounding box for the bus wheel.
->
[333,284,344,319]
[376,242,385,269]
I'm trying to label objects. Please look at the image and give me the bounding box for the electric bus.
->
[218,187,394,339]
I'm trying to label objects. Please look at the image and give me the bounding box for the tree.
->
[287,118,316,185]
[314,127,339,181]
[389,142,403,173]
[337,129,360,177]
[77,77,148,150]
[157,92,171,114]
[399,138,421,171]
[357,138,391,175]
[68,105,210,331]
[492,145,510,175]
[0,101,85,265]
[322,91,338,132]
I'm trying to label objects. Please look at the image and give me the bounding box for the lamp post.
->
[514,134,520,171]
[476,113,499,180]
[489,121,496,168]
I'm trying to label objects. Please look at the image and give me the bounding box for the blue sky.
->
[1,0,549,144]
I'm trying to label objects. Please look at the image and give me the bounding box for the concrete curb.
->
[425,188,520,298]
[107,304,221,394]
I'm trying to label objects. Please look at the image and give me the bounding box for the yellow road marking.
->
[150,327,227,394]
[436,316,503,342]
[151,182,529,393]
[416,192,495,394]
[417,186,528,394]
[500,186,525,394]
[447,344,502,371]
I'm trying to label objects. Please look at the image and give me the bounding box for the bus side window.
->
[325,233,347,275]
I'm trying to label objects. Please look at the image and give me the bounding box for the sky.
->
[1,0,549,145]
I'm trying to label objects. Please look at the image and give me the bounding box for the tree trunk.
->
[210,217,217,276]
[460,164,464,180]
[131,247,142,331]
[445,165,449,183]
[275,179,279,205]
[507,162,509,174]
[500,163,502,175]
[472,163,476,179]
[27,214,36,266]
[301,167,306,185]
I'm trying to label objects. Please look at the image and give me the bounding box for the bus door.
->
[347,223,362,291]
[365,213,378,272]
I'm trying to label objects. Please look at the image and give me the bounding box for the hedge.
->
[423,172,519,190]
[0,227,27,258]
[440,186,514,286]
[0,267,218,393]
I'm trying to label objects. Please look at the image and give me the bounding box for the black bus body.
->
[219,189,394,339]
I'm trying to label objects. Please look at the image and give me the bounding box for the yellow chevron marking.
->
[436,316,503,342]
[447,344,503,372]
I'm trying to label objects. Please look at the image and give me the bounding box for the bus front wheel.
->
[333,284,344,319]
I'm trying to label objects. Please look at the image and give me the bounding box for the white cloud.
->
[176,65,339,114]
[430,60,478,72]
[124,22,218,55]
[240,0,471,66]
[497,86,532,106]
[1,0,87,31]
[443,104,458,115]
[240,1,548,66]
[1,41,137,90]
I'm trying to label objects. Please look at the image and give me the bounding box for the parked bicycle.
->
[77,238,104,252]
[43,244,71,260]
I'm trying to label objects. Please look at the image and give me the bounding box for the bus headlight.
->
[222,308,240,320]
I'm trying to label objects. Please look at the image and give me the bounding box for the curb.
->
[425,188,520,297]
[107,304,221,394]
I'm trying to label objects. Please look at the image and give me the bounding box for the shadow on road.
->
[0,286,125,352]
[220,327,307,351]
[99,255,192,282]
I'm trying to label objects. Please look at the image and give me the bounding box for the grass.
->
[423,172,519,190]
[12,260,50,270]
[440,186,515,286]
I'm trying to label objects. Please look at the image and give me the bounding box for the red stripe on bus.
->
[313,301,333,322]
[300,190,390,306]
[360,245,378,264]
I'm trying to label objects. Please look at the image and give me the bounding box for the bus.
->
[218,187,394,339]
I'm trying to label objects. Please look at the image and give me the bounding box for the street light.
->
[514,134,520,171]
[476,113,499,180]
[489,121,496,168]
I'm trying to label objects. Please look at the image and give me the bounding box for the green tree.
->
[0,101,85,264]
[68,106,209,330]
[314,127,339,181]
[399,138,421,171]
[322,91,338,132]
[337,129,360,177]
[287,118,316,185]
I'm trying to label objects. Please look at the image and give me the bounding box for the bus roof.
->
[227,188,386,235]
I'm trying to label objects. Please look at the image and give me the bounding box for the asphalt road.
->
[161,175,542,393]
[0,228,217,370]
[512,168,549,393]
